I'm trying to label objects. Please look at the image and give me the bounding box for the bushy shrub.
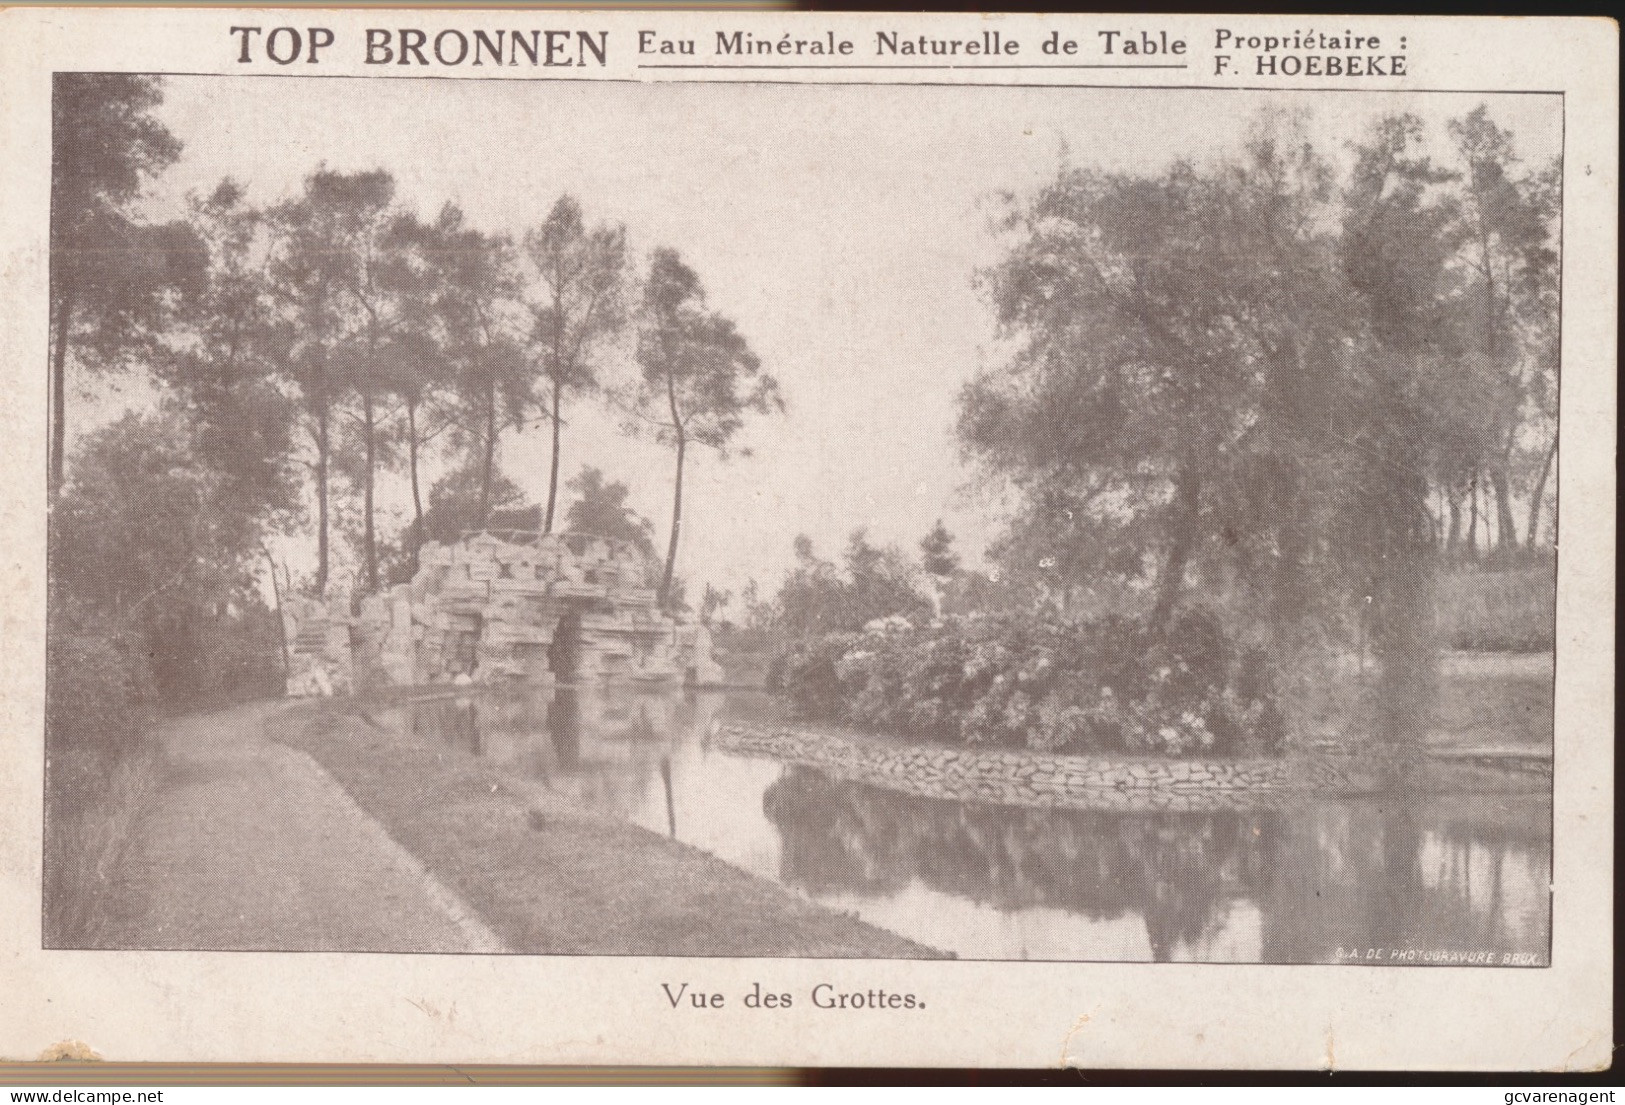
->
[778,611,1284,758]
[778,632,864,718]
[44,602,161,948]
[771,531,934,639]
[47,603,155,756]
[147,603,285,709]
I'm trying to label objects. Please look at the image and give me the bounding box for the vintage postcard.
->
[0,8,1614,1070]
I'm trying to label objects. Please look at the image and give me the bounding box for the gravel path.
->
[104,700,504,952]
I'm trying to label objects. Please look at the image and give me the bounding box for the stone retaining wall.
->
[713,723,1363,813]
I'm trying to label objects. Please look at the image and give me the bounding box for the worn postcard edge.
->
[0,8,1614,1071]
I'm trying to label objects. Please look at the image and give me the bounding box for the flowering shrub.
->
[778,611,1284,757]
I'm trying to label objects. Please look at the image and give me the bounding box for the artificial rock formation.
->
[282,594,356,697]
[284,530,723,696]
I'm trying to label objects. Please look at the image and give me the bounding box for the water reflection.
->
[1257,795,1551,966]
[764,766,1269,960]
[762,767,1549,964]
[372,688,1550,964]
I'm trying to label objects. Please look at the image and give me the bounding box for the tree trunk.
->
[478,377,496,528]
[1149,466,1201,634]
[49,289,73,500]
[660,432,686,609]
[362,392,377,592]
[1525,437,1557,548]
[263,544,290,695]
[659,360,687,611]
[1489,465,1518,555]
[1446,488,1462,558]
[407,400,424,571]
[316,402,330,597]
[1374,469,1438,749]
[1466,472,1480,560]
[544,376,562,534]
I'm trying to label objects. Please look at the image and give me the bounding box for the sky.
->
[120,77,1561,601]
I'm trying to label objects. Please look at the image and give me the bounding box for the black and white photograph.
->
[6,8,1614,1073]
[41,69,1568,968]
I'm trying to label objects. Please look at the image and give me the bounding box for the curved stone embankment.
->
[712,723,1364,812]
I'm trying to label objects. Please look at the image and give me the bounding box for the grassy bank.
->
[43,739,164,947]
[1436,563,1556,652]
[273,705,944,959]
[1297,652,1553,751]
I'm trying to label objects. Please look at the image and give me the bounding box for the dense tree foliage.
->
[415,463,537,548]
[376,210,460,571]
[49,74,201,498]
[965,118,1352,638]
[562,465,656,558]
[415,205,529,530]
[957,110,1558,740]
[919,520,959,580]
[1446,108,1560,554]
[53,411,284,707]
[156,180,301,539]
[270,169,399,593]
[521,196,631,533]
[49,77,791,742]
[46,77,1554,764]
[629,248,783,607]
[770,531,933,639]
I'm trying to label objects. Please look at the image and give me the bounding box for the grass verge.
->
[273,706,945,959]
[43,738,164,948]
[1296,655,1552,751]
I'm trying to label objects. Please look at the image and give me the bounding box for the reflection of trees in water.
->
[408,691,557,765]
[543,692,680,813]
[408,688,729,763]
[761,767,1272,961]
[548,688,581,767]
[396,695,1549,964]
[1410,799,1550,957]
[764,768,1551,964]
[1258,798,1551,964]
[1369,799,1425,953]
[410,698,486,757]
[408,688,700,763]
[403,688,729,828]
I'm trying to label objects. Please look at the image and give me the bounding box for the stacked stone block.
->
[713,723,1370,813]
[378,531,703,688]
[282,595,355,697]
[282,531,722,695]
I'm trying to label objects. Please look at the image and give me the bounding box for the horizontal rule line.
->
[636,63,1192,70]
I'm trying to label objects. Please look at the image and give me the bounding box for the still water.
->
[367,687,1551,964]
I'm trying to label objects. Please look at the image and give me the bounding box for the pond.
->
[365,687,1551,965]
